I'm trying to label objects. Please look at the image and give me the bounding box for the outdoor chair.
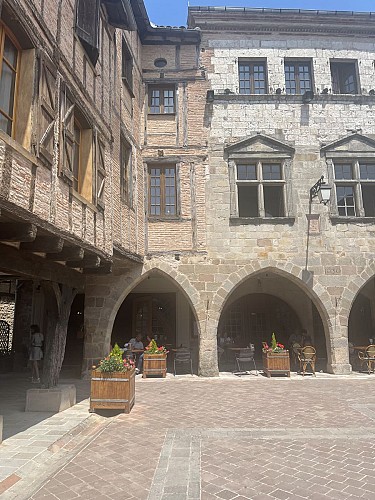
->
[291,342,302,368]
[174,349,193,376]
[298,345,316,376]
[358,345,375,374]
[234,347,258,376]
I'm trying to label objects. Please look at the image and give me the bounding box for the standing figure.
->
[29,324,44,383]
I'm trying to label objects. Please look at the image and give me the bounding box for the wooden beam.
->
[46,247,84,262]
[83,262,113,275]
[0,243,84,289]
[0,223,37,242]
[66,255,100,269]
[20,236,64,253]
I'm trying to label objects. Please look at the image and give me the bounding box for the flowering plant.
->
[94,343,135,372]
[262,333,285,353]
[145,339,168,355]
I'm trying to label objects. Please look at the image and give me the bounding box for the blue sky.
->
[144,1,374,27]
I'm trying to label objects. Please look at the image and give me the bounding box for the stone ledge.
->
[25,384,76,412]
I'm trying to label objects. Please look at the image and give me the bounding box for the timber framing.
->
[0,243,84,289]
[0,222,37,242]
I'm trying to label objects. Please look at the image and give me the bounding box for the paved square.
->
[3,376,375,499]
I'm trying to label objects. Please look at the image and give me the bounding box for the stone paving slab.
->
[0,376,370,500]
[2,374,375,499]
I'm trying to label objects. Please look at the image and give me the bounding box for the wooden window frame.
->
[330,60,359,95]
[238,59,267,95]
[122,37,133,95]
[235,160,287,218]
[148,164,177,218]
[0,21,20,138]
[75,0,100,67]
[332,159,375,217]
[284,60,313,95]
[148,85,175,114]
[120,135,132,206]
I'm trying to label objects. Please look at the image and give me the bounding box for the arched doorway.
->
[217,270,328,372]
[348,277,375,371]
[111,272,199,372]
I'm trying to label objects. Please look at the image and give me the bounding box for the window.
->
[333,160,375,217]
[236,161,285,217]
[120,136,132,205]
[149,165,176,217]
[238,60,267,94]
[75,0,100,66]
[330,61,358,94]
[61,87,93,202]
[284,61,312,94]
[122,38,133,92]
[0,22,19,136]
[149,85,175,114]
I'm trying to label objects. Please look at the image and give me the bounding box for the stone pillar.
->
[198,317,219,377]
[82,285,113,378]
[326,324,352,375]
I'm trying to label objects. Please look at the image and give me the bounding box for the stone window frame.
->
[327,157,375,218]
[284,59,314,95]
[147,163,180,219]
[228,156,294,222]
[238,58,268,95]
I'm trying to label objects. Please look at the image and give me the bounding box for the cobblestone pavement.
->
[3,375,375,500]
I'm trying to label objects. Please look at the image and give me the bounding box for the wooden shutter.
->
[36,53,58,165]
[94,130,106,208]
[60,86,75,181]
[75,0,100,66]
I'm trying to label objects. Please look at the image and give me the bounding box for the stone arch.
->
[83,261,203,375]
[208,261,336,370]
[337,262,375,329]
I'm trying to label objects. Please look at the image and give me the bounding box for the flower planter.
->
[90,369,135,413]
[143,353,167,378]
[262,350,290,378]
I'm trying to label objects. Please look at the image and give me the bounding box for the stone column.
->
[326,323,352,375]
[198,315,219,377]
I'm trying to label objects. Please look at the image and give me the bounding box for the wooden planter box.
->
[262,351,290,378]
[90,369,135,413]
[143,353,167,378]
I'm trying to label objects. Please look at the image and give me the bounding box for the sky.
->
[143,0,374,27]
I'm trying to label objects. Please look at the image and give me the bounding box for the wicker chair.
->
[358,345,375,374]
[298,346,316,376]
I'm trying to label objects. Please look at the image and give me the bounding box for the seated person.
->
[136,335,154,374]
[128,333,144,350]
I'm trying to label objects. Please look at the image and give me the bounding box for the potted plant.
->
[90,344,135,413]
[143,339,168,378]
[262,333,290,378]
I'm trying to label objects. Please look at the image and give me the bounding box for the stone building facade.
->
[2,1,375,379]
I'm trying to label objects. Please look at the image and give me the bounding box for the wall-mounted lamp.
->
[302,90,315,103]
[310,176,332,205]
[206,90,214,103]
